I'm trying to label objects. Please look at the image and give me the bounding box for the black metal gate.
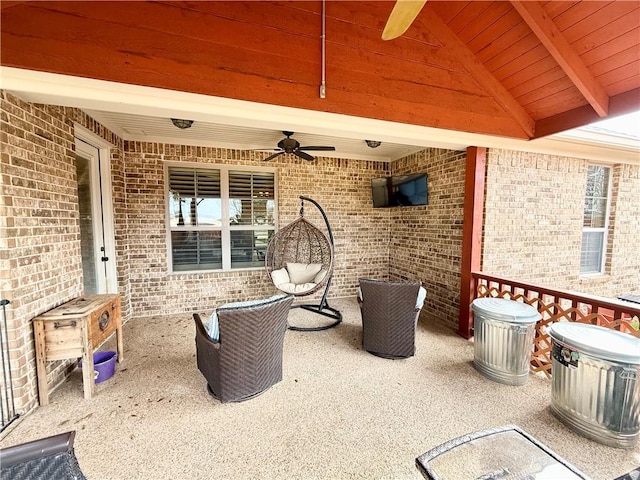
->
[1,299,19,432]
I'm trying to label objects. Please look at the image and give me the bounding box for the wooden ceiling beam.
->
[511,1,610,118]
[534,87,639,139]
[423,4,535,138]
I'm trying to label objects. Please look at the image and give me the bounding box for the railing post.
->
[1,299,19,432]
[458,146,486,339]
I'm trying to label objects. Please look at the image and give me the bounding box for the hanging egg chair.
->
[265,196,342,331]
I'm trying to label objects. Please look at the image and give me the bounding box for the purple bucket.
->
[79,351,117,383]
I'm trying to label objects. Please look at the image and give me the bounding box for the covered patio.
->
[1,2,640,477]
[3,297,639,479]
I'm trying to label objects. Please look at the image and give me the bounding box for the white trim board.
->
[2,67,638,165]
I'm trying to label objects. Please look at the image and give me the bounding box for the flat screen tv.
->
[371,173,428,208]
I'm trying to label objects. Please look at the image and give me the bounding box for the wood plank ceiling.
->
[1,1,639,140]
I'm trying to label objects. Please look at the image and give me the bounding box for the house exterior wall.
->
[0,92,83,413]
[0,93,128,414]
[123,142,390,316]
[121,143,468,331]
[0,95,394,415]
[389,149,467,328]
[482,149,640,297]
[2,92,637,420]
[605,163,640,295]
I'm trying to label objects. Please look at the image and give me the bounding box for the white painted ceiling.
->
[84,109,425,162]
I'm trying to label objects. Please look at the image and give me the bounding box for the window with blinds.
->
[167,165,275,272]
[580,165,610,275]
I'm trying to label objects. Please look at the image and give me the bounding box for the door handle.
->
[101,256,109,262]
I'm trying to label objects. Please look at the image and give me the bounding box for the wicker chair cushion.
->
[206,294,287,341]
[270,268,290,287]
[206,312,220,341]
[278,282,317,294]
[358,286,427,310]
[313,269,328,284]
[270,265,328,295]
[416,287,427,309]
[286,262,323,284]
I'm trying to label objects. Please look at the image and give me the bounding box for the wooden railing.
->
[472,272,640,378]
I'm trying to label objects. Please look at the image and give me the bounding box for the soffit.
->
[81,109,425,162]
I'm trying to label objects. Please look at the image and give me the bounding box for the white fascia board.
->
[2,67,638,165]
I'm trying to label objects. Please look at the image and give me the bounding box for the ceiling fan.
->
[382,0,428,41]
[262,131,336,162]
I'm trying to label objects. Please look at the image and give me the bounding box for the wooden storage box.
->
[33,294,124,405]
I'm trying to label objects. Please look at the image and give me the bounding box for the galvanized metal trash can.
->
[549,322,640,449]
[472,298,541,385]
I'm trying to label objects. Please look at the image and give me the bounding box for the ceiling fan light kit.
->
[170,118,194,129]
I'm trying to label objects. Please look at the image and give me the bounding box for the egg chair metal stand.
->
[265,196,342,331]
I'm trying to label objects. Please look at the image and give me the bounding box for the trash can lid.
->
[549,322,640,364]
[471,298,541,324]
[618,293,640,305]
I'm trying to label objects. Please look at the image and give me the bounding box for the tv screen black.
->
[371,173,428,208]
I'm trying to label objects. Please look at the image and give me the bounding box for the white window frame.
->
[580,164,612,276]
[165,161,277,273]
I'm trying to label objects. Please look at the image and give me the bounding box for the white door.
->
[75,132,117,294]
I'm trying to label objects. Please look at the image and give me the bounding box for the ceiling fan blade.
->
[298,146,336,151]
[263,151,284,162]
[294,150,315,161]
[382,0,428,41]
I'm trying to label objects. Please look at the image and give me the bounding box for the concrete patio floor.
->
[1,297,638,479]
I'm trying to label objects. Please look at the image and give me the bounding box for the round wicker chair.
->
[265,216,333,296]
[264,196,341,330]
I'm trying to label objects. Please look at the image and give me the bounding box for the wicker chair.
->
[0,431,86,480]
[264,196,342,331]
[265,216,333,297]
[193,295,294,403]
[358,278,425,359]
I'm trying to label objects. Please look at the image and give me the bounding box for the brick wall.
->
[122,143,469,331]
[591,163,640,295]
[0,94,127,416]
[483,149,640,297]
[0,92,82,414]
[390,149,467,328]
[3,92,637,419]
[123,142,390,317]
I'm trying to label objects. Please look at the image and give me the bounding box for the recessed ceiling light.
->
[171,118,194,129]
